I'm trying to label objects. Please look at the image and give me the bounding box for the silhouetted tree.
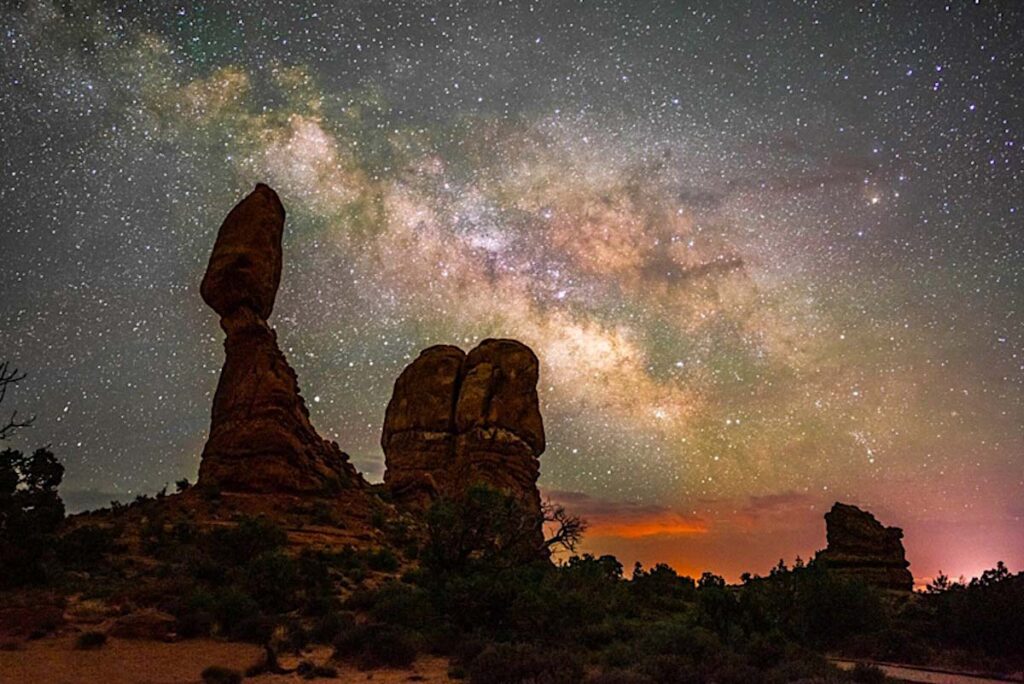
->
[928,561,1024,656]
[698,571,727,589]
[424,484,546,571]
[926,571,953,594]
[542,499,588,554]
[0,447,65,586]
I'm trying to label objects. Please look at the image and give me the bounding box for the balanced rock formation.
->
[382,339,545,520]
[815,502,913,591]
[197,184,363,493]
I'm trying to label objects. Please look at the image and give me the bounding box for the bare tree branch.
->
[543,499,588,554]
[0,360,35,439]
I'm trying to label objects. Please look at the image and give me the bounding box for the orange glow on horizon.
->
[585,516,710,539]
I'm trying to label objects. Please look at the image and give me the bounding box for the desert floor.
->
[0,635,454,683]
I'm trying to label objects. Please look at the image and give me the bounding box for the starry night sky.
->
[1,1,1021,583]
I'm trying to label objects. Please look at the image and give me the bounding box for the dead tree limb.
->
[0,360,35,439]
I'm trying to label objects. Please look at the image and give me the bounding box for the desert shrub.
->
[743,630,788,669]
[630,562,696,609]
[231,613,275,644]
[282,618,310,652]
[75,631,107,649]
[186,550,229,585]
[578,620,619,650]
[58,524,116,569]
[366,547,400,572]
[302,592,337,619]
[761,650,836,683]
[600,640,642,669]
[172,520,198,544]
[296,550,337,608]
[342,585,378,611]
[209,586,262,639]
[332,622,417,668]
[140,513,169,551]
[383,519,413,547]
[200,665,242,684]
[204,515,287,566]
[468,643,584,684]
[176,608,214,638]
[636,655,703,684]
[174,585,216,638]
[361,624,418,669]
[640,621,724,666]
[421,621,464,656]
[368,581,435,628]
[311,610,355,644]
[244,551,299,612]
[850,663,887,684]
[448,634,487,666]
[332,622,374,660]
[296,660,338,679]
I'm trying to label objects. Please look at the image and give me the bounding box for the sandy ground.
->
[0,635,453,684]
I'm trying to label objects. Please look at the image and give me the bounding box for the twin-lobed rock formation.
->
[197,184,364,494]
[381,341,545,514]
[197,184,545,539]
[815,502,913,591]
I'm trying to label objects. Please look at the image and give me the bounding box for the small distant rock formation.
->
[382,339,545,524]
[197,184,363,493]
[815,502,913,591]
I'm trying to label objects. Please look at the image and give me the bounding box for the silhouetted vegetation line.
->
[2,457,1022,681]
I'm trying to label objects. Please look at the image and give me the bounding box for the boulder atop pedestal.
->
[200,183,284,320]
[197,184,363,494]
[815,502,913,591]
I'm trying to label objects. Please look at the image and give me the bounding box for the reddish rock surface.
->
[197,185,363,494]
[200,183,283,321]
[381,345,466,506]
[382,339,546,540]
[815,502,914,591]
[453,339,545,514]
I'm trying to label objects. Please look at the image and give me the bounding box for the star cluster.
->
[1,1,1021,582]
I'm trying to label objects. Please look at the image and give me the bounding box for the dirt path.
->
[831,658,1023,684]
[0,635,453,684]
